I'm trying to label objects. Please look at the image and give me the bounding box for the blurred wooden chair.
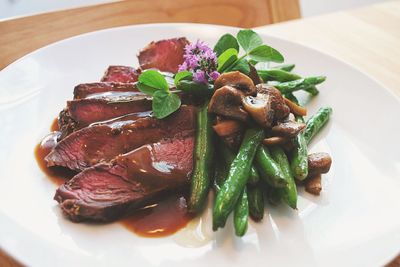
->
[0,0,300,69]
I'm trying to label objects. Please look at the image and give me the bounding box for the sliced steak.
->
[101,66,140,83]
[138,37,189,73]
[47,106,196,171]
[58,109,77,139]
[74,82,138,99]
[59,90,201,138]
[58,92,152,137]
[54,135,194,222]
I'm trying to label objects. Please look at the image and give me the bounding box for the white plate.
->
[0,23,399,267]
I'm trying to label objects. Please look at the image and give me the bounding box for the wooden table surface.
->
[1,1,399,266]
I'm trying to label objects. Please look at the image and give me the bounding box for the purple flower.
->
[178,40,219,84]
[178,62,188,72]
[193,70,207,84]
[209,71,220,81]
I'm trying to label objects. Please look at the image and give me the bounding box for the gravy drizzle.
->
[35,117,193,237]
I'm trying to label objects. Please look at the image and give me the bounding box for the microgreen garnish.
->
[213,29,284,74]
[174,70,193,86]
[237,29,263,52]
[217,48,238,72]
[151,90,181,119]
[137,29,286,119]
[137,70,169,95]
[213,33,239,57]
[137,70,181,119]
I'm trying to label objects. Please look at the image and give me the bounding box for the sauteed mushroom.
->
[213,119,242,137]
[214,71,256,95]
[208,86,249,121]
[271,121,306,137]
[307,152,332,177]
[242,93,274,128]
[248,64,263,85]
[257,85,290,120]
[305,174,322,196]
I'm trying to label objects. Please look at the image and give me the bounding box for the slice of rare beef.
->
[73,82,138,99]
[138,38,189,73]
[101,66,140,83]
[54,135,194,222]
[47,106,196,171]
[58,92,152,138]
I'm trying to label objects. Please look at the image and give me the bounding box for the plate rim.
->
[2,22,399,104]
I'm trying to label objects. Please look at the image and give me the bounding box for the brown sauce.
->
[34,131,76,185]
[122,193,193,237]
[50,118,59,131]
[36,118,193,237]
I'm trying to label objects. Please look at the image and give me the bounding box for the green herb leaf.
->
[237,29,263,53]
[248,45,284,63]
[137,83,159,96]
[176,80,214,97]
[217,48,238,72]
[174,71,193,86]
[226,58,250,74]
[248,59,258,66]
[152,90,181,119]
[214,34,239,56]
[138,69,169,91]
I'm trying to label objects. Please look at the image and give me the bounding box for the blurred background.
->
[0,0,388,20]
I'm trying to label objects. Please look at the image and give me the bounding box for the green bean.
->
[290,116,309,180]
[272,64,295,72]
[283,92,299,103]
[213,159,228,192]
[248,166,261,185]
[285,92,308,180]
[255,146,287,188]
[248,186,264,221]
[219,143,260,185]
[304,85,319,96]
[257,69,301,82]
[304,107,333,144]
[213,128,264,230]
[265,185,282,206]
[271,76,326,94]
[233,189,249,236]
[176,80,214,97]
[188,101,215,214]
[270,146,297,209]
[214,153,249,236]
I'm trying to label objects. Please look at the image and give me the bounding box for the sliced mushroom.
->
[248,64,263,85]
[284,97,307,116]
[257,84,290,120]
[305,174,322,196]
[213,116,243,150]
[214,71,256,95]
[308,152,332,177]
[242,93,274,128]
[271,121,306,137]
[208,86,249,121]
[262,136,288,146]
[213,119,242,137]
